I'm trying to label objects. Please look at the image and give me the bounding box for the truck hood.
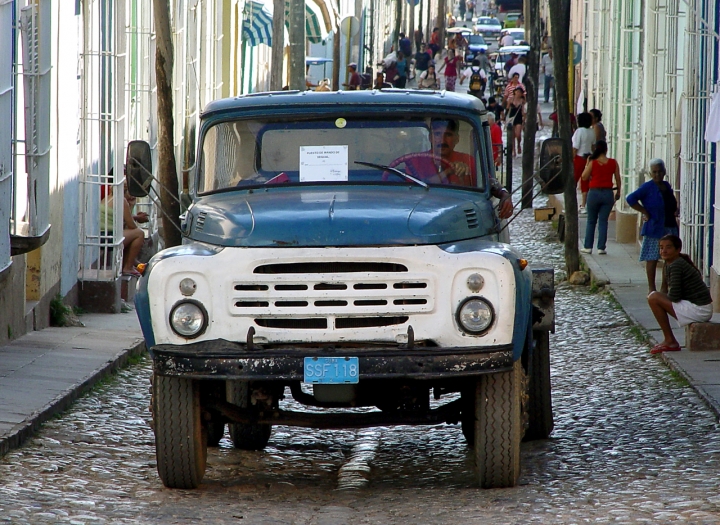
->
[185,186,497,247]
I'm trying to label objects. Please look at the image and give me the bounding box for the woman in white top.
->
[572,112,597,213]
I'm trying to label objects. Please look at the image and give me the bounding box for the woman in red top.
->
[439,49,462,92]
[579,140,621,254]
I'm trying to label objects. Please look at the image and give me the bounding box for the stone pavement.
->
[0,312,144,456]
[576,212,720,418]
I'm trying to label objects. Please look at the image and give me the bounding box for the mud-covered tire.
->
[524,331,554,441]
[474,361,522,488]
[152,374,207,489]
[206,419,225,447]
[227,381,272,450]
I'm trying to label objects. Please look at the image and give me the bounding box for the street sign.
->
[340,16,360,37]
[406,0,420,5]
[573,41,582,65]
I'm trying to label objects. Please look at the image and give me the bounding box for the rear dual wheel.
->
[227,381,272,450]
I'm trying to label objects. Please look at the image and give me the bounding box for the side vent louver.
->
[195,212,207,232]
[464,209,479,229]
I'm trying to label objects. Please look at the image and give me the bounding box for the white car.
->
[474,17,503,41]
[505,28,526,44]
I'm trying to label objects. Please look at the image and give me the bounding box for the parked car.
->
[474,16,503,41]
[502,11,523,28]
[465,34,489,62]
[131,90,555,491]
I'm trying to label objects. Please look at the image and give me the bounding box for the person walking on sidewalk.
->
[580,140,621,254]
[647,234,713,354]
[573,112,596,213]
[590,108,606,149]
[626,158,679,292]
[540,48,554,103]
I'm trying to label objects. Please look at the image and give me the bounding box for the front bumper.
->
[150,340,513,381]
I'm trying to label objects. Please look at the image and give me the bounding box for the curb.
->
[0,339,146,458]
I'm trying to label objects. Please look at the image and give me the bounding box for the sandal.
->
[650,343,680,355]
[122,268,142,278]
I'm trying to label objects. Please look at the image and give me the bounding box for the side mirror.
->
[538,138,564,194]
[126,140,152,197]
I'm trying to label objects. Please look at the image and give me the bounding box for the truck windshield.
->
[197,116,488,193]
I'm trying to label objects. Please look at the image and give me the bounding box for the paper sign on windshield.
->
[299,145,349,182]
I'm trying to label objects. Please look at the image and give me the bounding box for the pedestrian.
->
[477,48,491,75]
[399,33,413,58]
[429,28,441,58]
[460,59,487,98]
[579,140,622,254]
[414,28,424,53]
[504,52,519,75]
[647,234,713,354]
[466,0,475,20]
[342,63,362,90]
[541,48,554,103]
[417,63,439,89]
[394,52,408,88]
[488,113,503,167]
[506,87,525,156]
[374,71,393,89]
[439,49,462,92]
[572,112,595,213]
[458,0,466,21]
[486,96,504,124]
[508,55,527,83]
[500,30,515,47]
[590,108,606,148]
[626,158,679,292]
[414,43,432,78]
[503,73,524,108]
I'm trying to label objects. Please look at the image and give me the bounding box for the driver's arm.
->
[490,177,513,219]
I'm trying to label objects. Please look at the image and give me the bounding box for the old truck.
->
[129,89,555,490]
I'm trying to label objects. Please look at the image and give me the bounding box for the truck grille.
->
[232,262,433,329]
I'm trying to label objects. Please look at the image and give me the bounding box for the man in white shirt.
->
[500,30,515,47]
[507,55,527,82]
[459,59,488,98]
[540,49,554,103]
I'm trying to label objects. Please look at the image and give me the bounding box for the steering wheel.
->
[384,152,455,184]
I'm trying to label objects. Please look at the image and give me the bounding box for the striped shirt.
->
[664,257,712,306]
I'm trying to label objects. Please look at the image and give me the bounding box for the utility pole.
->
[288,0,305,90]
[521,0,540,209]
[548,0,579,274]
[332,0,341,90]
[270,0,285,90]
[152,0,182,248]
[437,0,447,51]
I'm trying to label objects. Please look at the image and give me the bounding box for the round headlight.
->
[170,301,207,338]
[457,297,494,334]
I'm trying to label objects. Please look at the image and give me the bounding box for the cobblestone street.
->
[1,196,720,524]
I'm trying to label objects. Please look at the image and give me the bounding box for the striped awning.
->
[242,1,273,47]
[284,0,328,44]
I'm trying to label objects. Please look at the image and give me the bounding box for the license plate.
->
[304,357,359,384]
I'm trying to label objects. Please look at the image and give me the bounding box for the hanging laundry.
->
[705,90,720,142]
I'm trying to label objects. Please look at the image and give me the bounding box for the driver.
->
[389,120,513,218]
[391,120,476,186]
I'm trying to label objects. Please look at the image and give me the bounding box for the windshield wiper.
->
[354,161,429,189]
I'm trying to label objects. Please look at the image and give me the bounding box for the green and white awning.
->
[284,0,328,44]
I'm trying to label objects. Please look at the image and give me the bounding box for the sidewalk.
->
[0,312,144,456]
[577,213,720,419]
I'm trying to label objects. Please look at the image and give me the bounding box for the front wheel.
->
[152,374,207,489]
[473,361,523,488]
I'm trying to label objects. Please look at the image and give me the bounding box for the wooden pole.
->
[548,0,579,274]
[152,0,182,248]
[288,0,305,90]
[521,0,541,209]
[270,0,285,90]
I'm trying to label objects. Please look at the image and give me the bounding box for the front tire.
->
[474,361,522,488]
[152,374,207,489]
[227,381,272,450]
